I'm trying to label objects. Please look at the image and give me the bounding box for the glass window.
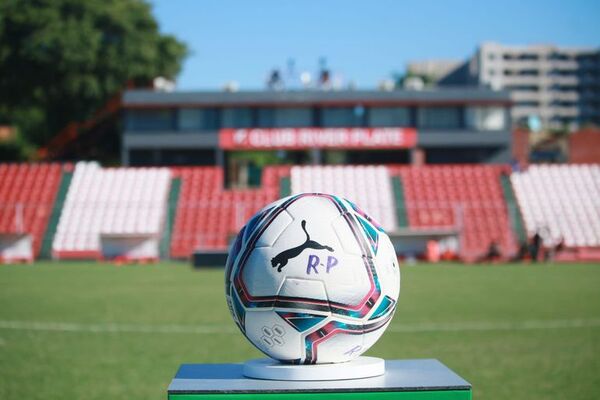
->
[222,107,253,128]
[510,85,539,91]
[178,108,219,130]
[276,107,312,127]
[368,107,410,127]
[519,69,539,76]
[129,149,156,165]
[465,107,506,131]
[321,107,365,127]
[160,149,216,166]
[516,101,540,108]
[257,107,312,128]
[126,109,175,131]
[519,53,539,61]
[418,107,462,129]
[548,53,570,61]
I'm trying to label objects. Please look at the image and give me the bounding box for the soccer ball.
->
[225,193,400,364]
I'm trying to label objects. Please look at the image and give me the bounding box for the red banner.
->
[219,128,418,150]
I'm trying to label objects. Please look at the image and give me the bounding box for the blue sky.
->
[151,0,600,90]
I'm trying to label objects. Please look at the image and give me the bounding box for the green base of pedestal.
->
[168,359,471,399]
[170,391,471,399]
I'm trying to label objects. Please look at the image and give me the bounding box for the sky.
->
[151,0,600,91]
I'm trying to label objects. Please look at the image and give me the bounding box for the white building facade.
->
[440,42,600,130]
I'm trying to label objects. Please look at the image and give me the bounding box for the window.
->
[549,100,576,107]
[129,149,157,165]
[126,109,175,131]
[256,107,312,128]
[222,107,253,128]
[160,149,216,166]
[426,147,504,164]
[518,53,539,61]
[321,107,365,127]
[178,108,219,130]
[509,85,539,92]
[368,107,411,127]
[516,101,540,108]
[519,69,539,76]
[418,107,462,129]
[548,53,570,61]
[465,107,506,131]
[128,149,217,166]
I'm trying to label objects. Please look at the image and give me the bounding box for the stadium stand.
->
[171,164,520,261]
[170,167,278,258]
[3,161,598,263]
[389,165,518,261]
[289,165,398,231]
[262,165,292,197]
[0,163,63,262]
[511,165,600,250]
[52,162,171,260]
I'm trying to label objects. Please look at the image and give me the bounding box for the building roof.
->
[480,41,600,55]
[122,87,511,108]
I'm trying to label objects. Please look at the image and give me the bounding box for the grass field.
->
[0,261,599,399]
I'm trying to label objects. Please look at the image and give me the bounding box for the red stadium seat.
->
[169,167,282,258]
[388,165,517,260]
[0,163,63,259]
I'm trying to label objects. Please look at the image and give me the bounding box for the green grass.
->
[0,262,599,399]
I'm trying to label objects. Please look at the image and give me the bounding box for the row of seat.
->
[52,162,171,257]
[290,165,397,231]
[169,167,278,257]
[389,165,517,260]
[511,164,600,247]
[0,163,63,258]
[2,162,599,261]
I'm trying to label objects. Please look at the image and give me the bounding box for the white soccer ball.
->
[225,193,400,364]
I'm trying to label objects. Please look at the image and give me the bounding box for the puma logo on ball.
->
[271,220,334,272]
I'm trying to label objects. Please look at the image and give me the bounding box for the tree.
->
[0,0,187,157]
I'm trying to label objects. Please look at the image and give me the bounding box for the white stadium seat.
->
[52,162,171,258]
[290,165,397,231]
[511,165,600,247]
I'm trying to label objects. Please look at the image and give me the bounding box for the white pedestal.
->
[242,356,385,381]
[168,359,473,399]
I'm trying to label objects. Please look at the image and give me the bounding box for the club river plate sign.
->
[219,127,418,150]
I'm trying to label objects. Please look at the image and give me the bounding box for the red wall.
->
[512,129,530,165]
[569,130,600,163]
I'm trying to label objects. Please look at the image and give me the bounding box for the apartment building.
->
[439,42,600,130]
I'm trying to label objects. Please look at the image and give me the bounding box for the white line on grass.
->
[386,318,600,333]
[0,318,599,335]
[0,320,237,334]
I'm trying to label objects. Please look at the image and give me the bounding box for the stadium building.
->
[4,88,599,265]
[439,42,600,129]
[121,88,512,170]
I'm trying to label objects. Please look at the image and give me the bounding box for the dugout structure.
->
[99,233,160,262]
[0,233,33,263]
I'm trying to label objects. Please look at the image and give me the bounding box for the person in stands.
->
[512,240,530,262]
[530,230,543,263]
[482,239,501,263]
[546,235,565,262]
